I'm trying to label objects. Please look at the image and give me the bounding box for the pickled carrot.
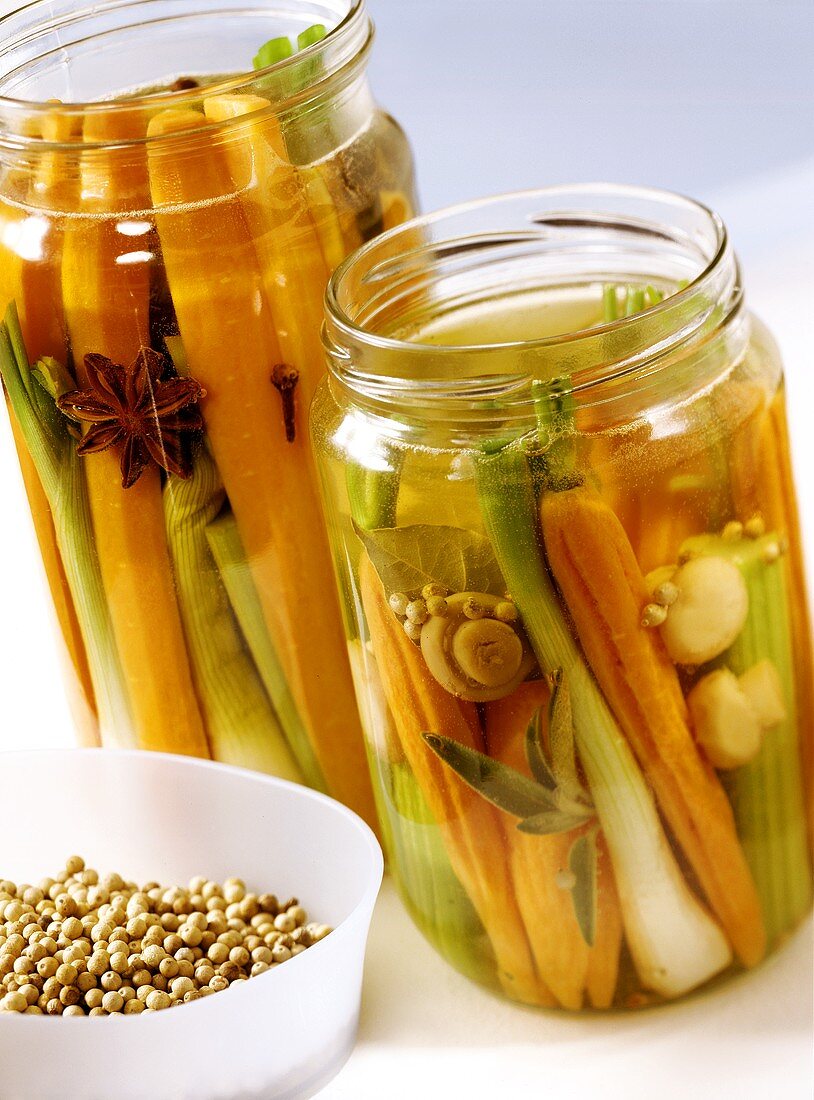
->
[61,110,209,756]
[359,555,548,1006]
[586,834,624,1009]
[0,149,99,744]
[484,680,593,1010]
[145,108,375,822]
[541,484,766,966]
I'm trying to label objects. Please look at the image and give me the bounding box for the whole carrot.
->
[484,680,595,1010]
[0,116,98,744]
[61,109,209,756]
[586,834,623,1009]
[360,555,548,1006]
[541,482,765,966]
[146,109,375,823]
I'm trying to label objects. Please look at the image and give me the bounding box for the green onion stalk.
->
[474,428,735,999]
[0,305,135,745]
[252,23,334,166]
[204,511,326,790]
[164,445,302,780]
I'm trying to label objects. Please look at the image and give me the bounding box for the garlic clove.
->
[659,556,749,665]
[688,668,763,769]
[738,659,787,730]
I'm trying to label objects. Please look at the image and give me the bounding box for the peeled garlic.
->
[658,556,748,665]
[688,669,763,769]
[420,592,536,702]
[738,659,787,729]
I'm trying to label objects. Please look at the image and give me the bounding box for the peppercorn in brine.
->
[0,857,331,1015]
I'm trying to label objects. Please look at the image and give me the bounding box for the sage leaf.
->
[355,523,506,597]
[568,829,598,947]
[548,670,593,809]
[548,669,577,783]
[422,733,562,819]
[517,808,594,835]
[524,704,558,791]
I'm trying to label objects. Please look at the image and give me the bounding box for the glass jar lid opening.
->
[0,0,370,143]
[324,184,744,416]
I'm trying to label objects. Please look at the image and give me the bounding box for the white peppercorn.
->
[0,859,331,1017]
[101,991,123,1013]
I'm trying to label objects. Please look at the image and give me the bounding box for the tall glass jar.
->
[312,186,814,1009]
[0,0,415,829]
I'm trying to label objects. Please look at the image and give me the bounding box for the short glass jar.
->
[312,185,814,1009]
[0,0,416,829]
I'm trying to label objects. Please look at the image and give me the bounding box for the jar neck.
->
[324,185,748,432]
[0,0,373,156]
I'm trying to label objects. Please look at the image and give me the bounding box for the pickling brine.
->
[312,187,814,1008]
[0,0,415,830]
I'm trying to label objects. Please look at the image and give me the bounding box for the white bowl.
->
[0,749,383,1100]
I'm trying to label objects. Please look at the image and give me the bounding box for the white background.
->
[0,2,812,1098]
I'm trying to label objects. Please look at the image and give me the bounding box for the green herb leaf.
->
[422,733,564,819]
[568,829,598,947]
[517,809,594,835]
[548,670,594,810]
[524,705,557,791]
[253,36,294,71]
[548,669,577,784]
[355,523,506,597]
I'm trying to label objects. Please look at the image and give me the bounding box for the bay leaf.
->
[548,670,593,810]
[422,733,562,820]
[354,522,506,597]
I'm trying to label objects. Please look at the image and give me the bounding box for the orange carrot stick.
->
[145,108,375,822]
[585,834,624,1009]
[484,680,592,1009]
[61,109,209,756]
[360,555,548,1005]
[0,148,99,744]
[485,680,624,1009]
[541,484,766,967]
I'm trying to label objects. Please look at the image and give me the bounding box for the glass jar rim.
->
[324,182,743,410]
[0,0,370,144]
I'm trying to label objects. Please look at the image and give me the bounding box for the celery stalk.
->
[475,439,734,999]
[682,532,813,943]
[164,448,301,780]
[0,306,134,745]
[204,512,325,790]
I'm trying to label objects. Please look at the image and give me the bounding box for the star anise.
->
[57,347,205,489]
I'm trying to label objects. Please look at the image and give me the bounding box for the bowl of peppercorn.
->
[0,749,383,1100]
